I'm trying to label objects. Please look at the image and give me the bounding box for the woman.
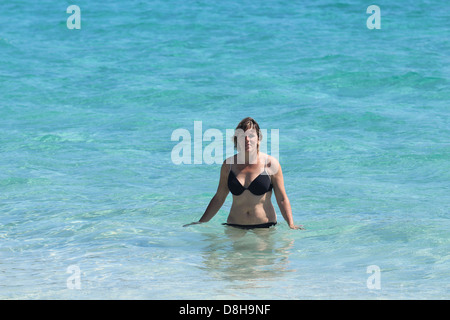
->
[184,117,303,230]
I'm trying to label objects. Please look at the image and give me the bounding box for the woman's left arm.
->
[271,157,304,230]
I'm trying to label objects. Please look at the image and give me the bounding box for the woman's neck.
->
[236,151,259,165]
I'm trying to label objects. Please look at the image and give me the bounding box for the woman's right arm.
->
[183,161,230,226]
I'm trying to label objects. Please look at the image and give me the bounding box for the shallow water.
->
[1,0,449,299]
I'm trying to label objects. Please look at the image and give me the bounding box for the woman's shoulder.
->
[222,156,235,173]
[263,153,281,175]
[223,155,235,166]
[262,153,279,165]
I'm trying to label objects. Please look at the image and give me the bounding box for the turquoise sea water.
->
[1,0,449,299]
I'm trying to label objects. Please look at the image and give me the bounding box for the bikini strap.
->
[264,154,269,173]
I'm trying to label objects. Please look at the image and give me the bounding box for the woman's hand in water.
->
[183,221,203,227]
[289,224,305,230]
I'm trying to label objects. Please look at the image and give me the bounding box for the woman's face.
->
[236,127,259,153]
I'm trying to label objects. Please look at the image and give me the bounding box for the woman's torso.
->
[226,153,276,225]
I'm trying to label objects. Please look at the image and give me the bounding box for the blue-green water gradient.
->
[1,0,449,299]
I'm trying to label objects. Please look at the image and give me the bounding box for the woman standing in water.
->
[185,117,303,230]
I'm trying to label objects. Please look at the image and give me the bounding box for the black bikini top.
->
[228,156,273,196]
